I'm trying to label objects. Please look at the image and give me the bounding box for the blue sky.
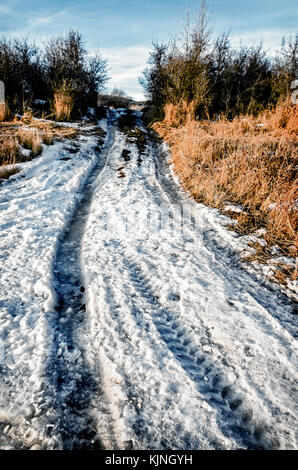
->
[0,0,297,99]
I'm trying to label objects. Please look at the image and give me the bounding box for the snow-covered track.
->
[81,112,297,450]
[0,119,114,449]
[47,125,116,449]
[0,110,297,450]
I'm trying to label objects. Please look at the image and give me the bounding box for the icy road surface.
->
[0,111,297,449]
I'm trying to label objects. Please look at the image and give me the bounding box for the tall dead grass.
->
[0,132,20,180]
[0,103,5,122]
[17,129,43,157]
[53,81,74,121]
[0,136,20,165]
[153,100,298,266]
[0,117,77,182]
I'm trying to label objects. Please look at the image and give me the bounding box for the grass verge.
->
[0,115,79,180]
[153,100,298,283]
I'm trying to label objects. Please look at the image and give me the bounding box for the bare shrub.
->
[141,1,297,124]
[0,31,108,121]
[45,30,108,120]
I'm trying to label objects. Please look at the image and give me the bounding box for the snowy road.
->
[0,111,297,449]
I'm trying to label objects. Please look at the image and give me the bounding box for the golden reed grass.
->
[0,103,5,122]
[53,91,74,121]
[0,136,20,165]
[153,100,298,279]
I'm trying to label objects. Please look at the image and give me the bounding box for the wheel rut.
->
[120,247,278,450]
[48,125,115,449]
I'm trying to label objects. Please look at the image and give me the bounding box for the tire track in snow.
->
[79,116,297,449]
[151,141,297,339]
[148,138,297,449]
[120,248,276,450]
[151,144,298,437]
[85,243,228,449]
[103,129,290,448]
[47,123,117,449]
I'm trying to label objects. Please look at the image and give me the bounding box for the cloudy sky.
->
[0,0,297,100]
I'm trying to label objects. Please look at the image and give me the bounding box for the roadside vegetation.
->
[0,30,108,179]
[141,1,297,123]
[153,102,297,279]
[0,30,108,122]
[0,117,78,181]
[142,1,297,284]
[99,88,133,108]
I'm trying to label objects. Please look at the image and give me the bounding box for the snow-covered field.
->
[0,111,297,449]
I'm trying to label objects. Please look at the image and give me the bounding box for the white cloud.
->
[27,10,66,29]
[0,0,19,16]
[229,28,297,54]
[0,6,67,40]
[102,45,151,101]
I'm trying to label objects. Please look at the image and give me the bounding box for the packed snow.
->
[0,110,297,449]
[0,124,107,448]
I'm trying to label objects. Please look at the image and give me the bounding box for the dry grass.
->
[42,127,55,145]
[0,122,20,180]
[0,103,6,122]
[0,116,78,181]
[17,129,43,157]
[0,166,19,181]
[53,93,73,121]
[28,118,78,141]
[0,135,21,165]
[53,80,74,121]
[153,100,298,275]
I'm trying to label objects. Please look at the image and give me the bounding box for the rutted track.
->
[48,123,117,449]
[81,111,297,450]
[121,250,271,449]
[1,110,296,450]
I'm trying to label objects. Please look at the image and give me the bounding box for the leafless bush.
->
[0,30,109,121]
[141,1,297,123]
